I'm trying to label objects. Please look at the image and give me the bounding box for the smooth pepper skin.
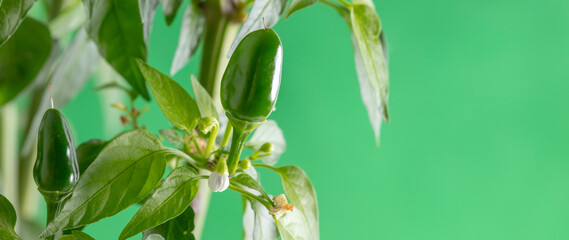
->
[33,108,80,193]
[221,28,283,123]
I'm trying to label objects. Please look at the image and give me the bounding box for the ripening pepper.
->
[221,28,283,174]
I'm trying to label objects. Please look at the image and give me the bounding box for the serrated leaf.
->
[346,3,389,144]
[139,0,160,42]
[120,166,200,239]
[83,0,150,100]
[40,130,185,237]
[228,0,287,57]
[161,0,183,25]
[170,4,204,75]
[142,205,196,240]
[261,165,319,240]
[159,129,184,146]
[245,120,286,165]
[0,0,35,46]
[243,196,278,240]
[284,0,316,19]
[0,194,21,240]
[190,75,218,119]
[137,59,201,133]
[0,17,52,107]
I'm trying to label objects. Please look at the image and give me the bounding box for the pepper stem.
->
[226,127,252,174]
[44,196,63,240]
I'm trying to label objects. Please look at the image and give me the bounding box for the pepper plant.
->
[0,0,389,239]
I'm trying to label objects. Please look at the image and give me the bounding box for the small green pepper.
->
[33,108,80,236]
[34,108,80,193]
[221,28,283,174]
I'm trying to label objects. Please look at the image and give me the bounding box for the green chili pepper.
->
[221,28,283,174]
[33,108,80,236]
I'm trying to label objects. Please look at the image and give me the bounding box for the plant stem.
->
[220,123,232,148]
[204,125,219,157]
[228,184,272,210]
[0,104,19,231]
[199,0,240,110]
[226,127,252,174]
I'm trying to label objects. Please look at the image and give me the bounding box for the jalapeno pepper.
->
[221,28,283,174]
[33,108,80,236]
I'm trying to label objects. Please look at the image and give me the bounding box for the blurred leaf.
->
[41,130,187,237]
[137,59,200,133]
[345,2,389,144]
[228,0,286,57]
[161,0,183,25]
[83,0,150,100]
[170,4,204,75]
[76,139,107,175]
[0,0,35,46]
[245,120,286,165]
[0,17,52,107]
[49,0,87,39]
[0,194,21,240]
[242,196,278,240]
[284,0,316,19]
[139,0,160,42]
[159,129,184,147]
[21,28,99,155]
[142,205,196,240]
[120,166,200,240]
[190,75,218,119]
[260,165,319,240]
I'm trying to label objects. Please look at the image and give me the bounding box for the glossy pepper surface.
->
[221,28,283,174]
[221,28,283,123]
[33,108,80,193]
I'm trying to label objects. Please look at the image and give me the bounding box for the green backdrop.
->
[52,0,569,239]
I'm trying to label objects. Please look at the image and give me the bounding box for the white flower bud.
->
[208,158,229,192]
[208,172,229,192]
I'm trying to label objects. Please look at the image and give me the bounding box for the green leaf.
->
[119,166,201,240]
[142,205,196,240]
[76,139,107,175]
[0,0,35,46]
[228,0,287,57]
[0,194,21,240]
[0,17,52,107]
[284,0,316,19]
[170,4,204,75]
[346,2,389,144]
[260,165,319,240]
[231,173,271,202]
[137,59,201,133]
[59,230,96,240]
[161,0,183,25]
[139,0,160,42]
[190,75,218,119]
[245,120,286,165]
[159,129,184,147]
[84,0,150,100]
[242,196,278,240]
[40,130,185,237]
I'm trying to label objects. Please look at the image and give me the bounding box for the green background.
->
[52,0,569,239]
